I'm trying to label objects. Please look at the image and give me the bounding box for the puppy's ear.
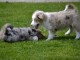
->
[5,28,11,36]
[37,13,44,20]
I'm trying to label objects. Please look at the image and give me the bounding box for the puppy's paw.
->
[65,29,71,35]
[65,32,69,35]
[33,36,38,41]
[46,38,52,41]
[75,37,79,40]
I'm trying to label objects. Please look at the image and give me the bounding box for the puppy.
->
[0,23,46,42]
[31,4,80,40]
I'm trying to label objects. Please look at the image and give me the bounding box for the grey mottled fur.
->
[0,23,45,42]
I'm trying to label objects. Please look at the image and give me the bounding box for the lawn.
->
[0,2,80,60]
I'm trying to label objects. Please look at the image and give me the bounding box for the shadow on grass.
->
[55,35,75,40]
[4,35,80,43]
[54,36,80,46]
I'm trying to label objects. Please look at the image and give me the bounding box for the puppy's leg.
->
[46,30,55,41]
[65,28,72,35]
[33,36,38,41]
[65,26,73,35]
[75,31,80,40]
[29,36,38,41]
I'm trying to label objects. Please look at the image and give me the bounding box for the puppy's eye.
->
[36,18,43,23]
[34,19,38,22]
[34,18,39,22]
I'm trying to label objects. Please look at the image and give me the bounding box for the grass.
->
[0,2,80,60]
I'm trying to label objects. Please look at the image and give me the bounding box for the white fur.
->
[43,14,52,30]
[33,36,38,41]
[75,32,80,39]
[64,5,68,11]
[31,11,44,26]
[46,30,55,40]
[31,20,38,26]
[65,28,71,35]
[43,13,55,40]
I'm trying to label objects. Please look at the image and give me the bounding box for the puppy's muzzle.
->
[31,24,39,29]
[35,24,39,29]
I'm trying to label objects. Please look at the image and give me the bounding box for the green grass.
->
[0,2,80,60]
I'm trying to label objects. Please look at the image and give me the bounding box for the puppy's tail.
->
[64,4,78,12]
[0,23,12,40]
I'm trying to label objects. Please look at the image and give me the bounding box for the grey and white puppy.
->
[0,23,46,42]
[31,4,80,40]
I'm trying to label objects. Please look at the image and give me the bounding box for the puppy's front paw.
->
[46,38,52,41]
[33,36,38,41]
[75,36,80,40]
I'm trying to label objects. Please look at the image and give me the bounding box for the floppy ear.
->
[37,13,44,20]
[5,28,12,36]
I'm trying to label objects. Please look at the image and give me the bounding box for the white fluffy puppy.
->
[31,4,80,40]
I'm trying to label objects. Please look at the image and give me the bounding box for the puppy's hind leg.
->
[46,30,55,41]
[65,26,73,35]
[75,31,80,40]
[65,28,72,35]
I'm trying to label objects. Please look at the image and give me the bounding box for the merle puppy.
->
[0,23,46,42]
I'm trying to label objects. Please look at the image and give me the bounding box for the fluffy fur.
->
[0,23,46,42]
[31,4,80,40]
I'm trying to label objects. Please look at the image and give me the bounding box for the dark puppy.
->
[0,23,46,42]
